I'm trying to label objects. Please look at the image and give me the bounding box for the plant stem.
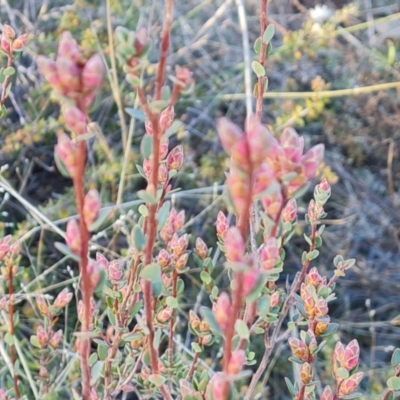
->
[0,52,13,106]
[168,270,178,366]
[255,0,268,119]
[154,0,174,101]
[73,140,91,400]
[8,268,20,399]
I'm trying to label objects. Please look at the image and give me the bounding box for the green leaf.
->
[125,107,146,121]
[251,60,265,78]
[149,374,166,387]
[257,295,270,317]
[153,329,162,349]
[263,24,275,43]
[319,323,339,338]
[138,204,149,217]
[387,376,400,391]
[235,319,249,340]
[141,134,153,159]
[89,352,98,367]
[54,150,71,178]
[266,41,273,55]
[191,342,202,354]
[133,225,146,252]
[336,367,349,380]
[97,344,108,360]
[54,242,80,262]
[90,361,103,385]
[253,37,262,54]
[140,263,161,281]
[200,270,212,284]
[122,332,142,342]
[166,296,179,308]
[30,335,40,348]
[306,250,319,261]
[391,348,400,367]
[3,66,15,76]
[88,208,113,232]
[137,190,157,204]
[157,201,170,229]
[285,377,298,396]
[199,307,222,337]
[341,393,363,399]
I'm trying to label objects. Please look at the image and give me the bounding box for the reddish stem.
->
[154,0,174,101]
[73,140,91,400]
[256,0,269,119]
[168,269,178,365]
[0,52,13,106]
[8,267,21,398]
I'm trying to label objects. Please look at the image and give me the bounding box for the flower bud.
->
[189,310,201,330]
[55,133,79,178]
[96,252,109,269]
[242,266,259,297]
[216,211,229,240]
[35,295,49,316]
[37,325,49,348]
[343,339,360,371]
[302,144,324,180]
[199,320,210,333]
[57,31,81,63]
[89,388,99,400]
[171,234,188,258]
[282,199,297,223]
[108,259,124,283]
[207,372,226,400]
[305,267,323,287]
[280,127,304,163]
[56,57,81,92]
[12,34,28,50]
[195,237,208,260]
[338,372,364,396]
[261,189,284,221]
[227,350,246,375]
[158,163,169,185]
[224,226,245,263]
[159,106,174,133]
[167,145,184,171]
[3,25,16,40]
[314,178,331,205]
[37,56,65,92]
[157,249,171,269]
[216,118,249,168]
[175,65,194,91]
[270,291,280,308]
[159,135,169,159]
[49,329,63,349]
[176,253,189,271]
[212,292,231,332]
[288,337,309,361]
[53,288,73,309]
[83,189,101,227]
[134,27,149,56]
[300,362,312,384]
[0,235,11,260]
[202,333,212,345]
[63,105,87,135]
[173,210,185,232]
[1,34,11,54]
[82,54,105,92]
[87,259,101,292]
[66,219,81,254]
[246,117,272,167]
[157,306,174,323]
[315,321,329,336]
[315,298,329,318]
[260,238,280,271]
[321,385,334,400]
[253,163,275,196]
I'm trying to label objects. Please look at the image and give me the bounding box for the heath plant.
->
[0,1,400,400]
